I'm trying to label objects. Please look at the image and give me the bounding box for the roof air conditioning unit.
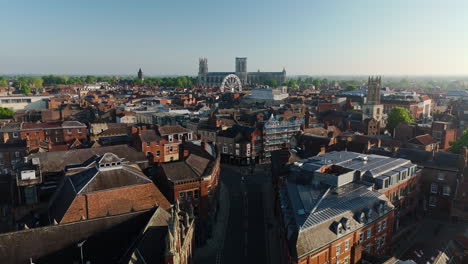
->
[32,158,40,165]
[21,170,36,180]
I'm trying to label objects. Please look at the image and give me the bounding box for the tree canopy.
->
[345,84,358,91]
[0,107,14,119]
[286,79,298,89]
[263,79,278,87]
[386,107,414,131]
[0,77,7,87]
[19,84,31,94]
[31,77,43,89]
[449,129,468,154]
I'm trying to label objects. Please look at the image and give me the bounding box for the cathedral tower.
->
[198,58,208,85]
[235,57,247,85]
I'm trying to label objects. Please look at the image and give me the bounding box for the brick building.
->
[0,121,87,151]
[406,134,438,151]
[216,124,262,165]
[278,154,396,264]
[155,141,220,218]
[0,140,27,175]
[394,121,458,151]
[431,121,458,150]
[133,125,193,164]
[276,151,422,263]
[48,153,170,224]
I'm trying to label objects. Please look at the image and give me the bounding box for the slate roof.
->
[281,179,393,258]
[160,142,216,183]
[49,154,170,222]
[139,130,162,142]
[68,165,152,195]
[128,207,170,263]
[27,145,148,173]
[396,148,462,171]
[160,160,200,182]
[158,125,190,136]
[217,128,238,138]
[97,127,128,137]
[294,151,412,179]
[0,122,21,132]
[61,121,86,128]
[186,154,210,176]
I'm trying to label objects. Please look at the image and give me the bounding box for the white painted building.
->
[0,95,52,111]
[250,86,289,101]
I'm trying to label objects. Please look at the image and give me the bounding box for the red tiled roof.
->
[408,134,437,146]
[21,122,62,130]
[421,95,431,101]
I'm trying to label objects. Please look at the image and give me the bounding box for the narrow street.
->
[220,165,268,264]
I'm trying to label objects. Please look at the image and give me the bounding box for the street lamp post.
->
[77,240,87,264]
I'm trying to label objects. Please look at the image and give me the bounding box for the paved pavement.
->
[194,182,230,264]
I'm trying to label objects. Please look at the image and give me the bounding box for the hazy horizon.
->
[1,0,468,76]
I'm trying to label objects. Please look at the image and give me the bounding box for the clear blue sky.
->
[1,0,467,76]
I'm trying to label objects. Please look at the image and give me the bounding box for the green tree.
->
[386,107,414,131]
[449,129,468,154]
[31,77,43,89]
[263,79,278,87]
[345,84,358,91]
[20,84,31,94]
[287,79,298,89]
[0,77,7,87]
[135,79,143,86]
[0,107,14,119]
[312,79,321,89]
[85,75,95,83]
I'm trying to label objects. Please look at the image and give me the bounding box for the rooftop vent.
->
[357,156,368,161]
[20,170,36,181]
[32,158,40,165]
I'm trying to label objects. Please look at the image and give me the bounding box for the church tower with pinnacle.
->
[362,76,384,122]
[138,68,144,82]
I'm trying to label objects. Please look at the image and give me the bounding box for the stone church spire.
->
[137,68,144,82]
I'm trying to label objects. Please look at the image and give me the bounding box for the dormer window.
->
[359,211,366,224]
[338,224,344,235]
[178,134,183,141]
[168,135,173,142]
[365,208,372,221]
[340,217,350,231]
[332,221,344,235]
